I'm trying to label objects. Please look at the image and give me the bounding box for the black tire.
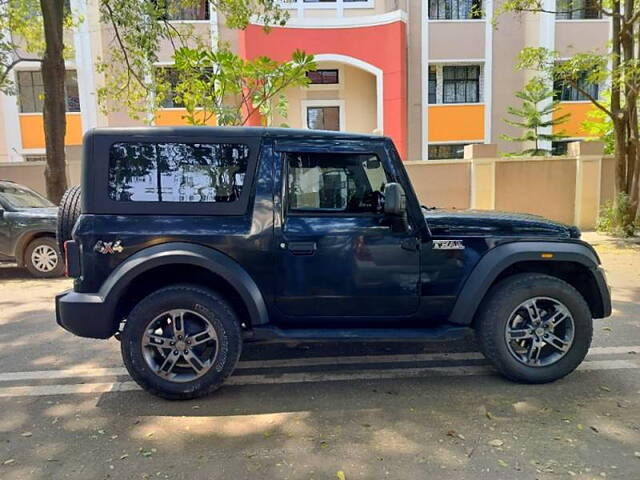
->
[56,185,81,253]
[476,273,593,384]
[121,285,242,400]
[24,237,64,278]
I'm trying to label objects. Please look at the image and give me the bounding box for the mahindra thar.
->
[55,127,611,399]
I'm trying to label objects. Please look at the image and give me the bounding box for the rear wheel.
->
[24,237,64,278]
[476,273,592,383]
[121,285,242,400]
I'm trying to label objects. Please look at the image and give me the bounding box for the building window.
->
[303,101,343,131]
[159,68,184,108]
[428,143,470,160]
[556,0,601,19]
[429,0,483,19]
[17,70,80,113]
[307,107,340,130]
[307,69,339,85]
[157,0,209,20]
[552,140,571,156]
[554,73,599,101]
[443,66,480,104]
[428,67,437,104]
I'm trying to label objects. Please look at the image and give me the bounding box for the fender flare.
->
[100,242,269,326]
[447,241,602,325]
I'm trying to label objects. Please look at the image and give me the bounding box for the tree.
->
[501,76,570,155]
[0,0,75,203]
[96,0,292,122]
[497,0,640,236]
[582,90,615,154]
[0,0,288,203]
[171,46,315,127]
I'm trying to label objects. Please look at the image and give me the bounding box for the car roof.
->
[87,126,387,142]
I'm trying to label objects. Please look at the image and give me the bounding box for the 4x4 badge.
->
[94,240,124,254]
[433,240,465,250]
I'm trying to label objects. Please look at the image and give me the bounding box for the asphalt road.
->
[1,233,639,480]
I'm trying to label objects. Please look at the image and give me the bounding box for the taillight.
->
[63,240,70,277]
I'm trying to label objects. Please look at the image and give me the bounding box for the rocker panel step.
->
[245,325,472,343]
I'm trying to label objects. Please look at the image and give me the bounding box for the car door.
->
[274,146,420,319]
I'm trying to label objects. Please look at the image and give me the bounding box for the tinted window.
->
[108,142,250,203]
[287,153,389,213]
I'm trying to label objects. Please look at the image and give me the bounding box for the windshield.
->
[0,184,54,209]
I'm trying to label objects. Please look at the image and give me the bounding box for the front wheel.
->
[121,285,242,400]
[476,273,593,384]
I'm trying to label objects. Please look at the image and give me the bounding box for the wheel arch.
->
[448,241,608,325]
[102,242,269,335]
[15,229,56,267]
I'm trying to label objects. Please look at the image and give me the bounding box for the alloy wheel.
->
[504,296,575,367]
[141,309,219,383]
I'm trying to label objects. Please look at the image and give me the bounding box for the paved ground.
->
[1,232,640,479]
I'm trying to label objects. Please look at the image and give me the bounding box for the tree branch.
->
[0,56,43,86]
[102,0,147,90]
[566,78,613,118]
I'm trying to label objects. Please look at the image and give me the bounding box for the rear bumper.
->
[55,289,116,339]
[594,266,612,318]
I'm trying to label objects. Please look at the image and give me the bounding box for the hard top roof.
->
[87,126,386,142]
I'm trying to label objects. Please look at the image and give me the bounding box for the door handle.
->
[401,237,420,251]
[287,241,317,255]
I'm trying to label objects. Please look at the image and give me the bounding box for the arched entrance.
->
[238,15,407,157]
[270,54,381,137]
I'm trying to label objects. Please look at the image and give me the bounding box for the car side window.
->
[108,142,250,203]
[287,152,389,213]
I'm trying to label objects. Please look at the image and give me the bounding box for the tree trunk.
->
[613,119,627,198]
[40,0,68,204]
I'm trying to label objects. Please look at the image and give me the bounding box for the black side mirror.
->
[383,182,406,216]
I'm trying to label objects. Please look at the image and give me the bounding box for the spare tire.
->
[57,185,81,253]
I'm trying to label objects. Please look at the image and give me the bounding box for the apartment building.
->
[0,0,609,163]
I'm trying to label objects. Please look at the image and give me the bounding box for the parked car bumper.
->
[55,289,116,339]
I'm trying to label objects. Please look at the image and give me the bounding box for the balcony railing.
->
[280,0,375,10]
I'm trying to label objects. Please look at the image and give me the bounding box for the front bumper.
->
[55,289,116,339]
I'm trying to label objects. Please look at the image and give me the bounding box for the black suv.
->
[56,127,611,400]
[0,180,64,277]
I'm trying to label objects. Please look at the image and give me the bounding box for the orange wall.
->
[553,102,598,137]
[19,113,83,149]
[428,104,484,142]
[155,109,216,126]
